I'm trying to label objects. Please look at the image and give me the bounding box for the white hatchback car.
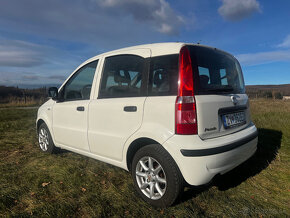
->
[37,43,258,207]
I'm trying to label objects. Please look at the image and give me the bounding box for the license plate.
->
[222,111,246,129]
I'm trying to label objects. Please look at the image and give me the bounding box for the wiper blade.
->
[202,87,234,92]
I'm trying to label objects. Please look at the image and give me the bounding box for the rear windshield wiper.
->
[202,87,234,92]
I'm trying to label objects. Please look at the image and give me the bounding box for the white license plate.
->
[222,111,246,128]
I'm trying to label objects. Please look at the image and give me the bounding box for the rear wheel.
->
[132,144,183,207]
[38,123,58,153]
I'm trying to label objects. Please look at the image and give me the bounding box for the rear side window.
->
[99,55,146,98]
[148,54,178,96]
[188,46,245,94]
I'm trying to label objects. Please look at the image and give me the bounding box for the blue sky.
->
[0,0,290,87]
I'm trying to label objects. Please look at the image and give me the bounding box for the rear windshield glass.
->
[188,46,245,94]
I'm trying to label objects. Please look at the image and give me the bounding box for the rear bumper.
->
[180,130,258,157]
[162,123,258,186]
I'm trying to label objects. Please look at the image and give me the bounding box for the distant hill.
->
[246,84,290,99]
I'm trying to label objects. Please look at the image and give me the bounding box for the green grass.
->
[0,100,289,217]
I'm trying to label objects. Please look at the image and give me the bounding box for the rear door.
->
[187,45,250,140]
[88,49,150,161]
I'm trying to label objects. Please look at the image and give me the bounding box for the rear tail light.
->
[175,96,197,134]
[175,46,198,135]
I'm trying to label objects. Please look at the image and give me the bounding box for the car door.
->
[88,49,150,161]
[52,60,99,151]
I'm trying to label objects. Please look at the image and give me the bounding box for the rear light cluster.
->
[175,46,198,135]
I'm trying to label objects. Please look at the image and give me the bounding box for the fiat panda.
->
[36,43,258,207]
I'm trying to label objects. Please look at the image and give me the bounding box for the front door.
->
[52,60,98,151]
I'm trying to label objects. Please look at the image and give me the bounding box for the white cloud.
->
[277,35,290,48]
[0,39,83,86]
[0,40,45,67]
[0,0,186,86]
[0,71,67,86]
[218,0,261,21]
[0,0,184,49]
[99,0,184,35]
[236,50,290,66]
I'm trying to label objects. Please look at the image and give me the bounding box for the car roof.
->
[87,42,232,61]
[85,42,183,62]
[80,42,235,73]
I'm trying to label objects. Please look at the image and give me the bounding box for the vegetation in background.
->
[0,99,289,217]
[246,84,290,99]
[0,86,47,107]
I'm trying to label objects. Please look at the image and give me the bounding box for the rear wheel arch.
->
[126,137,159,171]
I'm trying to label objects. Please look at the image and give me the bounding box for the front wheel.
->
[132,144,183,207]
[38,123,58,154]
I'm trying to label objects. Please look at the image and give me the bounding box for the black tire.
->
[38,123,58,154]
[131,144,183,207]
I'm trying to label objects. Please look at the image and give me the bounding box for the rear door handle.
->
[77,106,85,111]
[124,106,137,112]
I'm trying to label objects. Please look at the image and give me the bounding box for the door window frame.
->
[97,54,150,99]
[58,60,99,102]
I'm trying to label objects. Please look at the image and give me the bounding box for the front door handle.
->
[124,106,137,112]
[77,106,85,111]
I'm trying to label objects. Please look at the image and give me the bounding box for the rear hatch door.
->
[195,94,250,140]
[187,45,250,140]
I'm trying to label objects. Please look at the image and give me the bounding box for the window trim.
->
[57,60,99,102]
[97,54,149,99]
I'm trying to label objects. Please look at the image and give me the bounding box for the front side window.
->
[63,60,98,101]
[99,55,145,98]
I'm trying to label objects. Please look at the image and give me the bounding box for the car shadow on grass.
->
[179,128,282,203]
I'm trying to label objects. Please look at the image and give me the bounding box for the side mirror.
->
[48,87,59,100]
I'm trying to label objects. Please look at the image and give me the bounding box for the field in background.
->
[0,86,47,107]
[0,99,289,217]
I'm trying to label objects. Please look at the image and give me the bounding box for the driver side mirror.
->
[48,87,59,100]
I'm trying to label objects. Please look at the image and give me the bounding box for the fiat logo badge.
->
[231,96,238,105]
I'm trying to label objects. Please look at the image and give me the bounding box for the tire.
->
[131,144,183,207]
[38,123,58,154]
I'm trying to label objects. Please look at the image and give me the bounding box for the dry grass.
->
[0,96,46,108]
[0,99,289,217]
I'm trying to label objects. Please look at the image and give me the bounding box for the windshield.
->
[188,45,245,94]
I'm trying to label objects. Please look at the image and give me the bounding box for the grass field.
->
[0,100,289,217]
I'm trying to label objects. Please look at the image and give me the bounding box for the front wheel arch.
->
[36,119,45,133]
[37,122,59,154]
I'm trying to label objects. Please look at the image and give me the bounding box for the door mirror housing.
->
[48,87,59,100]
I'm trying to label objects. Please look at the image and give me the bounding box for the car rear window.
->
[187,46,245,95]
